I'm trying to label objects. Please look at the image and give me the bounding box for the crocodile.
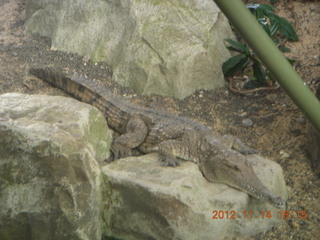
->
[29,67,286,208]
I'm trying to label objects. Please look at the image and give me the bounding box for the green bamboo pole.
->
[214,0,320,131]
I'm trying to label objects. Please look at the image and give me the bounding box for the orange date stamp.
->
[212,210,308,220]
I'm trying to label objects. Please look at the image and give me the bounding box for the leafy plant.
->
[223,3,298,89]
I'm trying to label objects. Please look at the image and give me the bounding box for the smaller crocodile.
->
[29,67,286,208]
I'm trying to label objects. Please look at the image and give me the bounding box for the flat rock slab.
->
[102,153,288,240]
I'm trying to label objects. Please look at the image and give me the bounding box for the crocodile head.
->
[198,137,286,208]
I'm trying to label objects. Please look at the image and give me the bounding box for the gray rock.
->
[25,0,234,99]
[102,154,287,240]
[0,93,111,240]
[295,116,306,124]
[242,118,253,128]
[266,93,278,103]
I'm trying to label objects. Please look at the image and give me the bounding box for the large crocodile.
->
[29,67,285,208]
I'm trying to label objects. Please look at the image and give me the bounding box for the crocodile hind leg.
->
[111,115,148,159]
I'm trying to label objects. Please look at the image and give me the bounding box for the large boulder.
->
[24,0,234,99]
[0,93,111,240]
[102,154,287,240]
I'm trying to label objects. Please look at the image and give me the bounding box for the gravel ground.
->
[0,0,319,239]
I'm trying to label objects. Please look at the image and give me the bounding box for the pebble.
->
[280,150,290,159]
[266,93,278,103]
[288,220,299,229]
[239,111,247,117]
[295,116,306,124]
[242,118,253,127]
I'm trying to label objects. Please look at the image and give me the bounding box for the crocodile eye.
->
[224,160,240,171]
[201,136,213,150]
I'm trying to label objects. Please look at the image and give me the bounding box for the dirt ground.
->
[0,0,319,239]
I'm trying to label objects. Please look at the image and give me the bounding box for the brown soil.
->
[0,0,319,239]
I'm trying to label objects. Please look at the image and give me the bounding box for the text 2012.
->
[212,210,308,219]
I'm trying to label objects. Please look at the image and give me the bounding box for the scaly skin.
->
[29,67,286,208]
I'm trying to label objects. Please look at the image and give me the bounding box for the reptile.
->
[29,67,286,208]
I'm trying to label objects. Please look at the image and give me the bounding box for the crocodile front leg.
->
[112,115,148,159]
[158,137,197,167]
[157,129,210,167]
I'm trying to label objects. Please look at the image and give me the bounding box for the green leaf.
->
[247,4,260,11]
[243,59,267,89]
[253,8,267,20]
[269,15,298,41]
[225,39,248,53]
[273,39,280,45]
[248,4,277,38]
[287,58,296,65]
[252,59,267,84]
[222,54,250,76]
[222,54,243,75]
[243,79,267,89]
[247,4,274,15]
[250,4,274,19]
[248,3,298,41]
[261,23,272,37]
[269,22,279,37]
[257,4,274,12]
[278,45,291,52]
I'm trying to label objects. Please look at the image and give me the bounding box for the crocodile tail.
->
[29,67,131,132]
[29,67,101,105]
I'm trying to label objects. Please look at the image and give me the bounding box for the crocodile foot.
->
[111,143,132,160]
[160,156,180,167]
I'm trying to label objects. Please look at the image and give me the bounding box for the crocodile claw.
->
[161,157,180,167]
[111,144,132,160]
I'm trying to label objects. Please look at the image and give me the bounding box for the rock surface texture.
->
[0,93,111,240]
[24,0,234,99]
[0,94,287,240]
[102,154,287,240]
